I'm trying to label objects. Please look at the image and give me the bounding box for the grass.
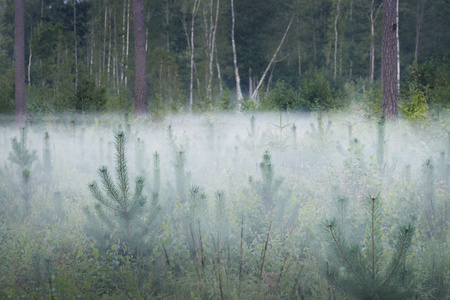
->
[0,111,448,299]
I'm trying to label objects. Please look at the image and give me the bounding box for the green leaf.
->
[93,248,99,260]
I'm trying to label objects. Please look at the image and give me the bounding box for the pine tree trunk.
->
[14,0,26,126]
[133,0,148,116]
[382,0,398,119]
[230,0,242,109]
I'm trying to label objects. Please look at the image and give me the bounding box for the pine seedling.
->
[8,127,37,219]
[43,132,52,175]
[268,112,291,150]
[8,128,37,170]
[257,150,283,211]
[153,151,161,194]
[291,124,297,150]
[214,190,228,299]
[176,151,190,203]
[377,116,386,174]
[167,125,191,202]
[183,185,206,262]
[307,114,332,144]
[88,131,159,244]
[325,195,415,299]
[422,158,435,227]
[135,137,145,176]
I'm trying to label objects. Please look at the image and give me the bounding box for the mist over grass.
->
[0,111,448,299]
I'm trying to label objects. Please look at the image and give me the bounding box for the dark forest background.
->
[0,0,449,115]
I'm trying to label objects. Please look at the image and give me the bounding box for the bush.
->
[300,70,345,111]
[261,80,303,111]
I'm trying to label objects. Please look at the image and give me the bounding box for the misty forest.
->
[0,0,449,299]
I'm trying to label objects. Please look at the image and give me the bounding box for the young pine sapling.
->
[88,131,159,245]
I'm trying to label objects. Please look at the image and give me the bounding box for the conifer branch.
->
[381,227,411,288]
[99,167,124,211]
[328,223,365,284]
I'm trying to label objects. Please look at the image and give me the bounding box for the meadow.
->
[0,111,448,299]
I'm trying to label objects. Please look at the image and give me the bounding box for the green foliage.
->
[405,59,450,108]
[75,76,107,112]
[300,70,344,111]
[325,195,416,299]
[401,86,429,120]
[261,80,303,111]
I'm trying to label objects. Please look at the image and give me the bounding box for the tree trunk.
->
[188,0,201,113]
[121,0,126,84]
[349,0,353,77]
[414,0,424,62]
[370,0,382,83]
[382,0,398,119]
[206,0,219,102]
[133,0,148,116]
[125,0,130,86]
[103,1,107,76]
[166,0,170,51]
[107,7,111,82]
[74,0,78,88]
[333,0,340,79]
[230,0,242,110]
[113,4,119,94]
[251,16,294,99]
[27,25,32,85]
[14,0,26,126]
[396,0,399,91]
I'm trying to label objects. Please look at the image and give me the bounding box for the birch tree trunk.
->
[333,0,340,79]
[189,0,201,113]
[230,0,242,110]
[414,0,424,62]
[103,1,107,76]
[27,25,32,85]
[251,16,294,99]
[74,0,78,88]
[369,0,382,83]
[382,0,398,119]
[396,0,400,91]
[206,0,219,102]
[125,0,130,86]
[133,0,148,116]
[15,0,26,126]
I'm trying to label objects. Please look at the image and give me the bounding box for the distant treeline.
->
[0,0,449,114]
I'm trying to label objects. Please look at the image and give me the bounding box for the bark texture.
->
[382,0,398,120]
[14,0,26,127]
[133,0,148,116]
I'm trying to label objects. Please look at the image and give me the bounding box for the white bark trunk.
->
[189,0,201,113]
[206,0,219,101]
[396,0,400,91]
[251,16,294,99]
[333,0,340,78]
[231,0,242,110]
